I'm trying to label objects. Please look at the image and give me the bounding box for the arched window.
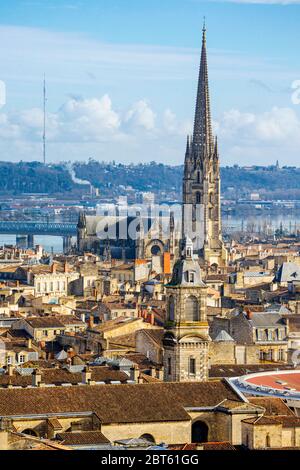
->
[196,192,201,204]
[168,296,175,322]
[185,296,198,321]
[266,434,271,448]
[192,421,209,443]
[197,171,201,183]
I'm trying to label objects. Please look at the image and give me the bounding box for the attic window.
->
[189,272,195,283]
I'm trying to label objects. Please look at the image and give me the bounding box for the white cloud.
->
[0,95,124,144]
[217,106,300,144]
[215,106,300,165]
[58,95,121,141]
[125,100,156,131]
[0,93,197,163]
[163,109,192,136]
[0,95,300,166]
[0,95,190,148]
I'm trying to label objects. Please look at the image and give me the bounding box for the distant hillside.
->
[0,162,75,194]
[0,160,299,199]
[74,160,182,194]
[221,166,300,198]
[74,160,300,200]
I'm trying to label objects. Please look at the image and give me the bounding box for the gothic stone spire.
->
[192,22,213,158]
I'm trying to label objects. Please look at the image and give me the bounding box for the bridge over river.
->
[0,221,77,252]
[0,221,77,237]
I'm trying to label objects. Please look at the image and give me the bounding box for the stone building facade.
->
[163,238,210,382]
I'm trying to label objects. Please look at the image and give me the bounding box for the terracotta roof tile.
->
[0,380,241,424]
[56,431,109,445]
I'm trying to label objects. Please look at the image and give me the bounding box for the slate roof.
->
[85,216,133,237]
[214,330,234,342]
[249,313,286,328]
[275,262,300,283]
[209,364,296,379]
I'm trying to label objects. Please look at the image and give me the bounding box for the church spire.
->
[192,20,213,157]
[185,135,190,155]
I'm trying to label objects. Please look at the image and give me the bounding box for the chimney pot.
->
[88,315,94,329]
[130,365,140,383]
[82,366,92,384]
[32,369,42,387]
[7,364,14,377]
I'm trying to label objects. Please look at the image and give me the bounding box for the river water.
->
[222,214,300,232]
[0,235,64,254]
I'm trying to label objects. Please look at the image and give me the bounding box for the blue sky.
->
[0,0,299,166]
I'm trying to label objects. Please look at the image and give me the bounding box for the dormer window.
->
[187,248,192,257]
[189,272,195,283]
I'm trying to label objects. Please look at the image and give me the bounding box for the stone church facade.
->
[77,212,180,261]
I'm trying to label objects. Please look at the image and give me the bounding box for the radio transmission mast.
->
[43,75,46,165]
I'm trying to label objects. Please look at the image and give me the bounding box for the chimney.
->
[88,315,94,329]
[64,262,68,273]
[7,365,14,377]
[158,367,164,381]
[32,369,42,387]
[82,366,92,385]
[138,375,144,384]
[245,309,253,320]
[67,348,75,359]
[130,365,140,383]
[150,312,155,326]
[80,313,86,323]
[150,367,156,378]
[51,263,56,274]
[27,338,32,349]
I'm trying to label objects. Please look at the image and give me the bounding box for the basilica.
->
[77,24,227,270]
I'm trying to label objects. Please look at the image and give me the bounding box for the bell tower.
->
[163,237,210,382]
[182,23,227,267]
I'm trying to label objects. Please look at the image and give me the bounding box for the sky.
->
[0,0,299,166]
